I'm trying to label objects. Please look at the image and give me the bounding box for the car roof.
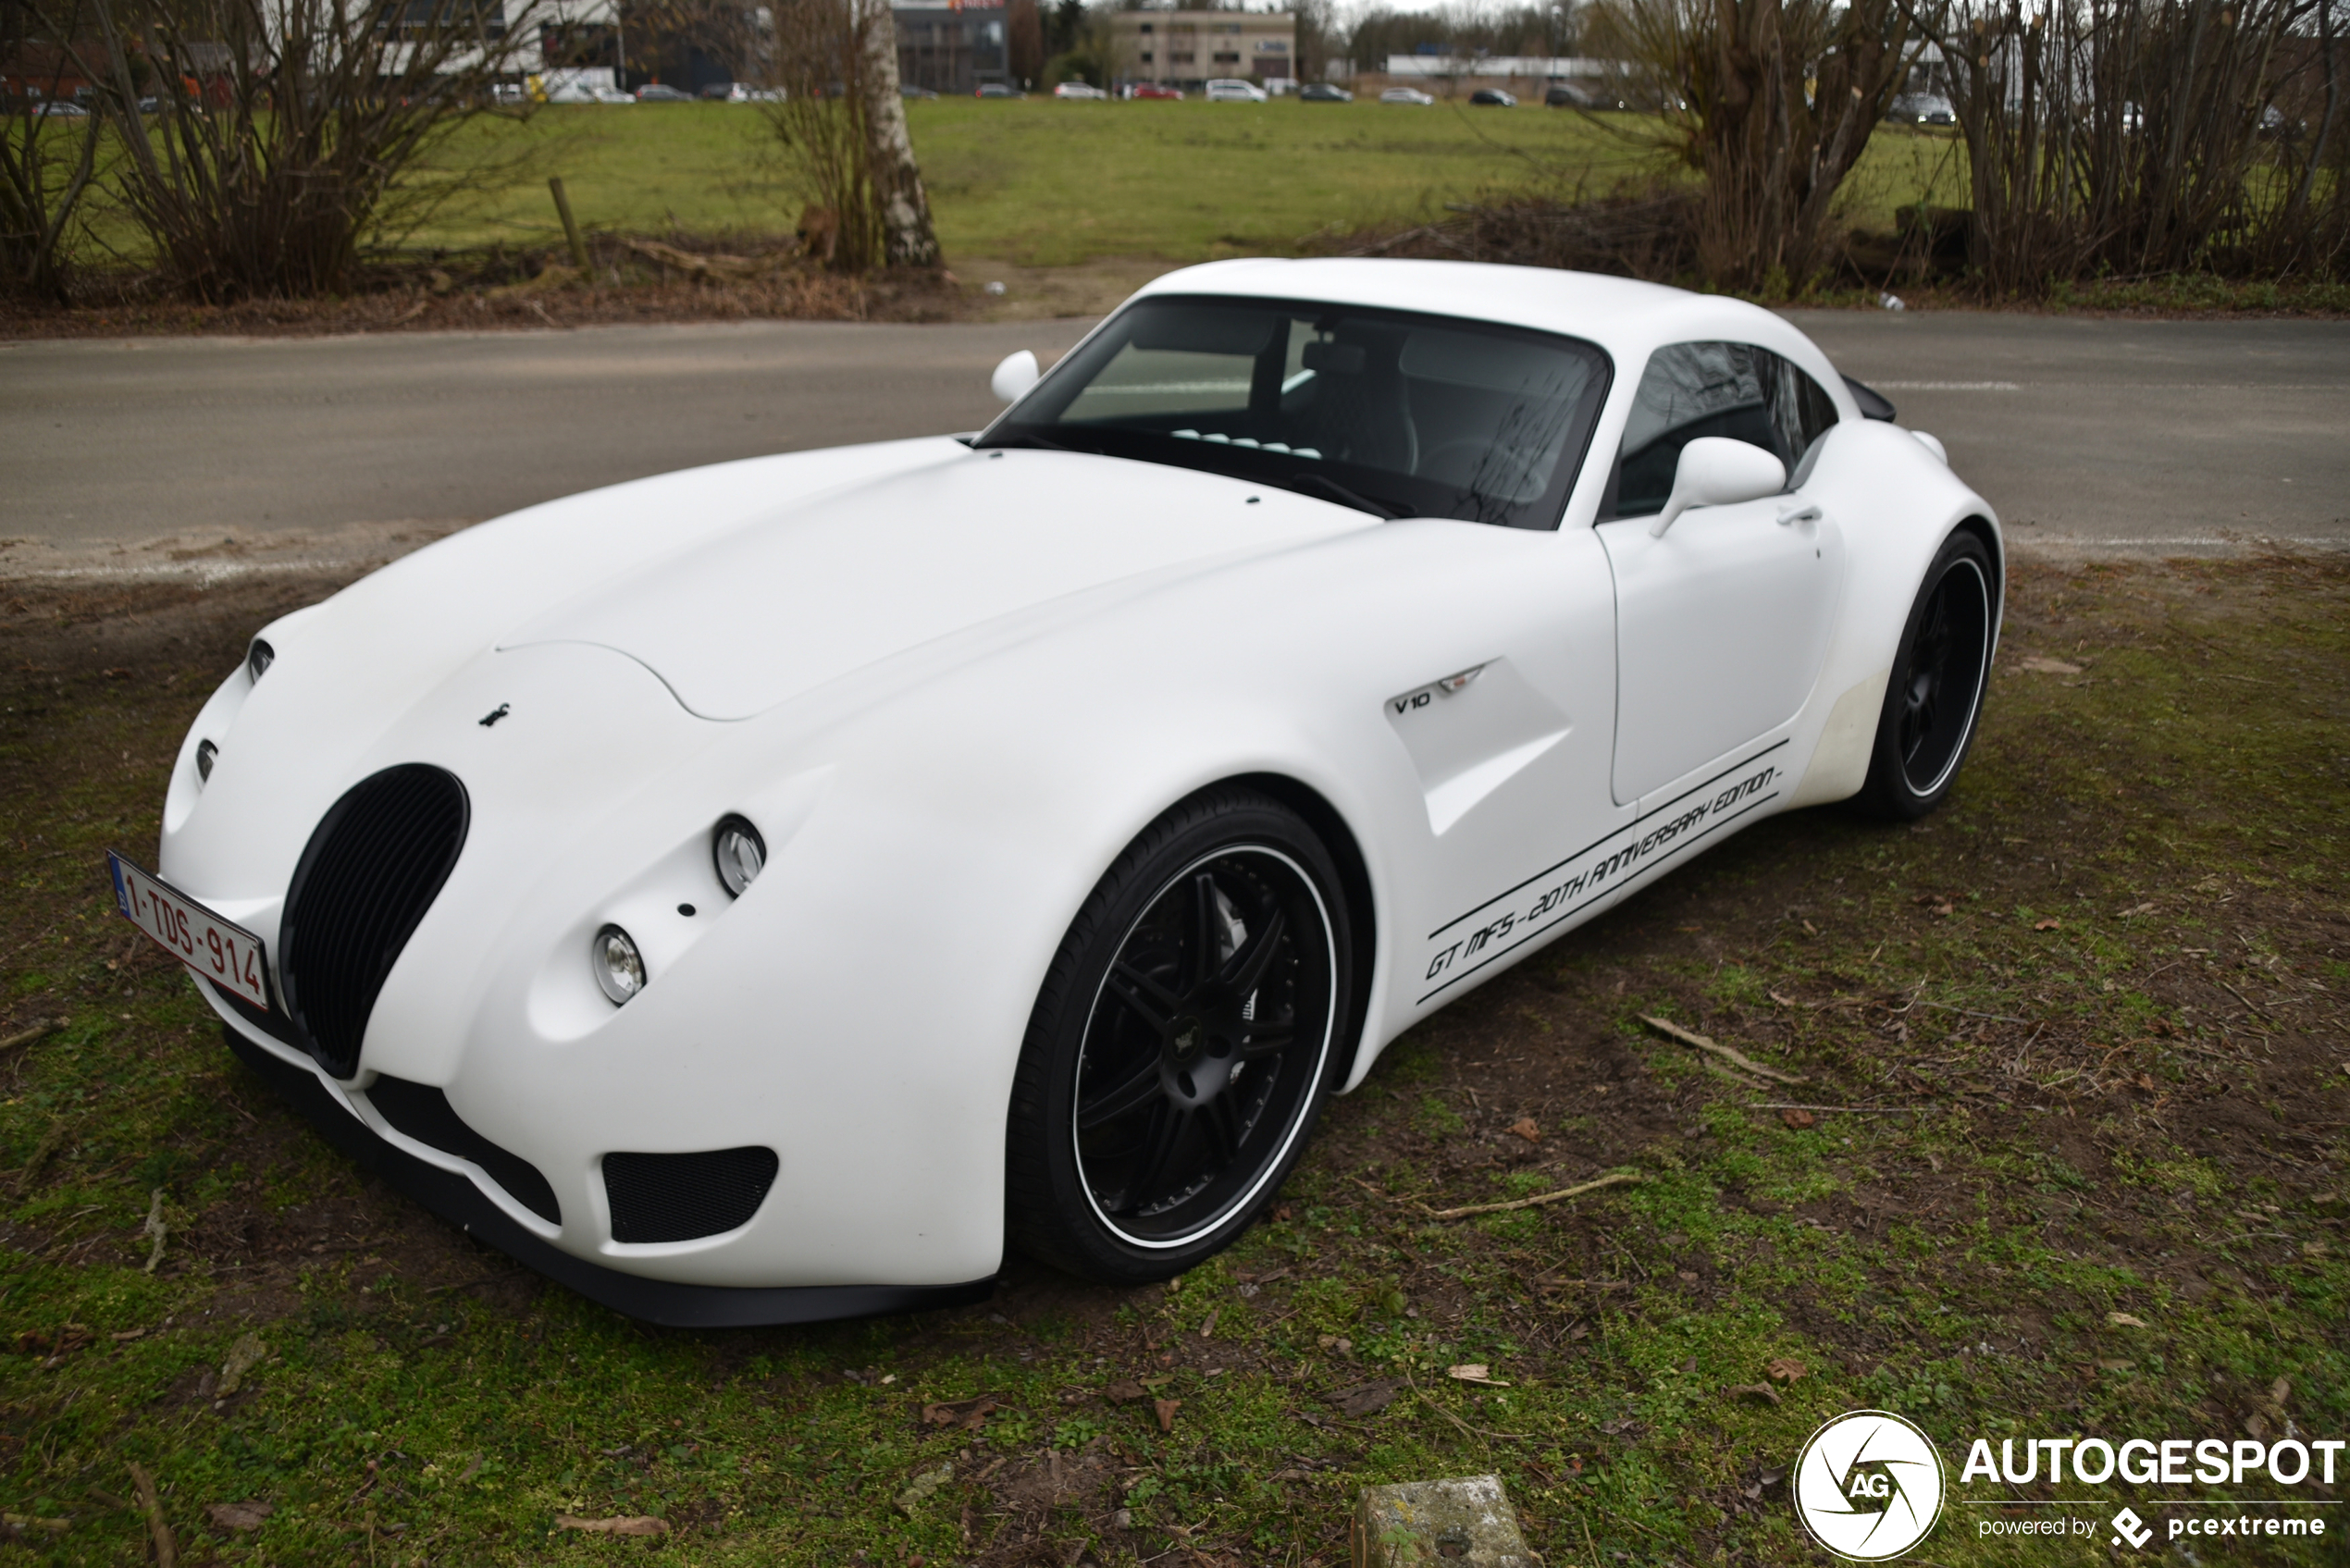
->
[1127,257,1850,411]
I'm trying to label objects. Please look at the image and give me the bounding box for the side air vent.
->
[279,764,468,1078]
[604,1147,780,1244]
[367,1076,563,1225]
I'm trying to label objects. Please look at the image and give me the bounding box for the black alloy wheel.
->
[1007,787,1353,1283]
[1856,529,1996,819]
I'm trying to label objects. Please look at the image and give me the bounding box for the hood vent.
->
[280,764,469,1078]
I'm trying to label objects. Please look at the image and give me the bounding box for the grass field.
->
[2,549,2344,1564]
[406,99,1968,268]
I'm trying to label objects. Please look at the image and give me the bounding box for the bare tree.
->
[2,0,104,299]
[1590,0,1917,289]
[50,0,547,300]
[857,0,936,265]
[765,0,934,270]
[1898,0,2344,288]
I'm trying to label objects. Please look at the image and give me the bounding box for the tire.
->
[1853,529,1996,820]
[1006,786,1354,1284]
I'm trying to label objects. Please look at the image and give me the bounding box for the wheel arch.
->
[1212,772,1381,1090]
[1950,512,2007,650]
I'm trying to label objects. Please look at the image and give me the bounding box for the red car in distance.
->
[1131,82,1183,99]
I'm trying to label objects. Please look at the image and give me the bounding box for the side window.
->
[1763,353,1842,486]
[1606,341,1841,518]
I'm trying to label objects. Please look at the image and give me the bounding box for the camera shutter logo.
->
[1792,1410,1947,1561]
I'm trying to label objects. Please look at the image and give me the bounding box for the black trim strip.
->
[1429,739,1792,940]
[217,1025,995,1329]
[1416,787,1783,1005]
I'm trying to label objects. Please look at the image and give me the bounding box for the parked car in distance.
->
[590,86,637,104]
[1544,81,1594,107]
[1130,82,1183,99]
[1299,82,1353,102]
[1469,88,1517,106]
[900,84,939,99]
[636,83,693,102]
[976,81,1024,98]
[1888,92,1955,126]
[1379,86,1435,105]
[1204,78,1268,102]
[1053,81,1109,100]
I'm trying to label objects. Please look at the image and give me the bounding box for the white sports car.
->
[119,260,1998,1326]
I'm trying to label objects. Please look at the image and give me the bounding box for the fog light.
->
[195,739,218,784]
[247,638,275,683]
[712,815,765,897]
[593,924,645,1005]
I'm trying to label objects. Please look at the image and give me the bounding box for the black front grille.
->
[604,1148,779,1243]
[280,765,468,1078]
[367,1076,563,1225]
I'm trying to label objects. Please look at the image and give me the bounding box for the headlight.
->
[712,816,765,897]
[593,924,645,1005]
[195,739,218,784]
[247,638,275,683]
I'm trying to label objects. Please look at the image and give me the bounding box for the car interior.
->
[1004,299,1611,529]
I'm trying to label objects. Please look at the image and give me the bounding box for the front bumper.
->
[220,1023,995,1328]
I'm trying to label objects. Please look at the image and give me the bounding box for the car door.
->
[1596,341,1847,806]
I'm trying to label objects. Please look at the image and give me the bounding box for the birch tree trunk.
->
[857,0,943,268]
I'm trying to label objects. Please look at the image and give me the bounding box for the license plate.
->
[106,850,270,1009]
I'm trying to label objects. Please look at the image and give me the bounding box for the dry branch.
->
[1425,1170,1643,1222]
[127,1463,175,1568]
[1639,1014,1808,1084]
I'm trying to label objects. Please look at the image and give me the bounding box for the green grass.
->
[2,552,2344,1563]
[402,101,1970,267]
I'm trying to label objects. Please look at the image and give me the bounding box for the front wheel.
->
[1853,529,1996,820]
[1006,787,1354,1284]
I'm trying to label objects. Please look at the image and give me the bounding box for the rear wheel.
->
[1853,530,1995,820]
[1007,787,1353,1284]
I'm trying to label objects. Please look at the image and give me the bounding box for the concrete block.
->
[1352,1475,1541,1567]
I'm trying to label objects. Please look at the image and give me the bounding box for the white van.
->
[1204,78,1268,102]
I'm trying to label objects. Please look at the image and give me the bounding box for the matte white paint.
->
[159,259,1998,1291]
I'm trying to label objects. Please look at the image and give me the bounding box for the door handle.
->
[1776,503,1823,526]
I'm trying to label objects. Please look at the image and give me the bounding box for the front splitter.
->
[222,1025,996,1329]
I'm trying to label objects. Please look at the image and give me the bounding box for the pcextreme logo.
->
[1792,1410,1948,1561]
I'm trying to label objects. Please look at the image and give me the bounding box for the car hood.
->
[497,442,1374,721]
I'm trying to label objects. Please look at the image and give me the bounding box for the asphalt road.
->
[1783,310,2350,552]
[6,312,2345,566]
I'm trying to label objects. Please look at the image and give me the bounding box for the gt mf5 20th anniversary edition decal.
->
[1418,743,1787,1003]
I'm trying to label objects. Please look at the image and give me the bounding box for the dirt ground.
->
[2,549,2344,1565]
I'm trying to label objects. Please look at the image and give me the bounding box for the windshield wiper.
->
[1281,472,1413,521]
[977,429,1079,453]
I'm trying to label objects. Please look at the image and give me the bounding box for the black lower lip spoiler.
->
[218,1023,996,1329]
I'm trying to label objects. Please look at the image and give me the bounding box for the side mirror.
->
[990,349,1039,404]
[1651,438,1787,537]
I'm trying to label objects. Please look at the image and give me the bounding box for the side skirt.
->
[221,1025,996,1329]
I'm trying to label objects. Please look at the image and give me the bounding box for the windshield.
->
[975,295,1613,529]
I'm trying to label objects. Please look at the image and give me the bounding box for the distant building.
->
[1111,11,1293,93]
[895,0,1009,96]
